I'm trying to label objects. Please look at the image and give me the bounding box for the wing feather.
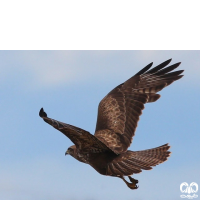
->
[95,59,184,154]
[39,108,112,153]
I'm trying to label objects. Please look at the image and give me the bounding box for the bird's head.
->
[65,145,76,157]
[65,145,87,163]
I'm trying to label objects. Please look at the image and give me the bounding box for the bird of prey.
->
[39,59,183,189]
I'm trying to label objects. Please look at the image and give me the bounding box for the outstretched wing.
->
[39,108,112,153]
[95,59,184,154]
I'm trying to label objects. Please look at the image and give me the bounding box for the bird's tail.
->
[107,143,171,176]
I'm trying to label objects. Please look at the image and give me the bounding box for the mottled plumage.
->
[39,59,183,189]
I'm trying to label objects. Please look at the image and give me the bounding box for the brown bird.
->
[39,59,184,189]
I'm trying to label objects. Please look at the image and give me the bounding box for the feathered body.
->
[39,59,183,189]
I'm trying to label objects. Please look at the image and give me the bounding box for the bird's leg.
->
[128,176,138,184]
[120,176,139,189]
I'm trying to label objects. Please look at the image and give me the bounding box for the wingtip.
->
[175,62,182,69]
[39,107,47,118]
[164,58,172,66]
[135,62,153,75]
[166,143,171,149]
[166,58,172,64]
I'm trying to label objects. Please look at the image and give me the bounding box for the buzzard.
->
[39,59,183,189]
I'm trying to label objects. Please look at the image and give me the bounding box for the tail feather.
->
[107,143,171,176]
[134,143,171,161]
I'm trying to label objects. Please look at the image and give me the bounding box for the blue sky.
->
[0,51,199,200]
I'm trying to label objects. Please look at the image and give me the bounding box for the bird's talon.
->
[128,176,138,184]
[121,176,139,190]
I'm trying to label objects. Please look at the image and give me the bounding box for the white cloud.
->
[0,51,199,89]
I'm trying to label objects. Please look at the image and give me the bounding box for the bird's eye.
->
[68,148,73,152]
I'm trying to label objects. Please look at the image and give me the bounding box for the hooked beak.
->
[65,150,69,156]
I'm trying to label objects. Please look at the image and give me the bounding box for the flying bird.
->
[39,59,184,189]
